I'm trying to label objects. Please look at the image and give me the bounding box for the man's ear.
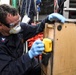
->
[7,13,12,18]
[7,13,11,17]
[6,13,12,23]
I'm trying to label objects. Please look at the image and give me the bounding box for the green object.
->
[12,0,17,8]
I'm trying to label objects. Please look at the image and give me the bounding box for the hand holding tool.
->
[28,39,44,59]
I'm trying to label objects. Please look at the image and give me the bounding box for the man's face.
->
[0,13,21,36]
[6,13,21,28]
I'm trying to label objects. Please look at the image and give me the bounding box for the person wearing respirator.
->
[0,4,66,75]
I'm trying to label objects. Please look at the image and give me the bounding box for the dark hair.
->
[0,4,18,25]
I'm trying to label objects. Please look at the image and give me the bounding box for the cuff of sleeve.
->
[24,53,38,66]
[41,17,54,25]
[28,51,33,59]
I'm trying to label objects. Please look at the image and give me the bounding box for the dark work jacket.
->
[0,18,49,75]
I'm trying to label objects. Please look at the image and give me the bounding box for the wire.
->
[32,56,53,75]
[33,62,47,75]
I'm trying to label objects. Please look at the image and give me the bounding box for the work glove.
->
[48,13,66,23]
[28,39,44,59]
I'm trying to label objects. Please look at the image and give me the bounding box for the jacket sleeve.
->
[20,17,50,40]
[0,49,39,75]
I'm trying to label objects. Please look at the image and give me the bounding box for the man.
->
[0,4,65,75]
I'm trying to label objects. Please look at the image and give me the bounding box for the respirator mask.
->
[9,22,21,34]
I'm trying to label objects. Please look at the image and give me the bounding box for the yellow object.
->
[43,38,52,52]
